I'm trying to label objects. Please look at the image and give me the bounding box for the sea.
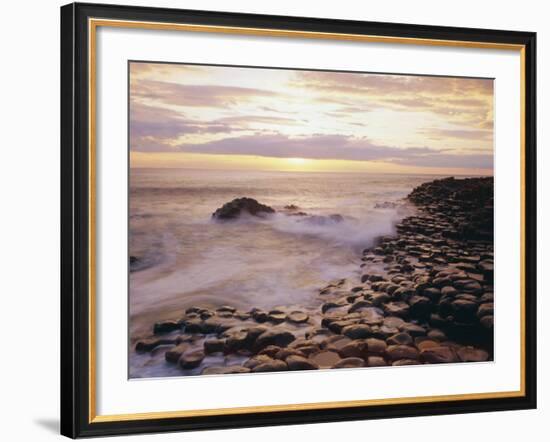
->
[129,168,438,377]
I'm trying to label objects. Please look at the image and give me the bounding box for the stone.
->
[480,315,494,329]
[415,339,439,351]
[400,322,426,337]
[420,346,458,363]
[244,355,273,369]
[367,356,387,367]
[254,330,296,351]
[339,340,368,358]
[333,357,365,368]
[258,345,283,358]
[212,197,275,220]
[383,301,410,318]
[224,331,249,351]
[457,346,490,362]
[286,355,319,370]
[201,366,251,375]
[409,295,433,318]
[342,324,372,339]
[287,311,309,324]
[392,359,420,366]
[153,320,180,334]
[309,351,342,369]
[203,338,226,354]
[165,343,190,363]
[451,299,479,322]
[275,348,305,360]
[386,345,419,361]
[179,350,205,369]
[251,359,288,372]
[441,286,458,297]
[477,303,494,318]
[267,309,287,323]
[135,338,176,353]
[366,338,387,355]
[387,332,413,346]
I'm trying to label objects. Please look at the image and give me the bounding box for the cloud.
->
[176,133,493,169]
[417,127,493,141]
[131,79,278,107]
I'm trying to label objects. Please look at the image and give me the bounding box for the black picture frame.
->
[61,2,537,438]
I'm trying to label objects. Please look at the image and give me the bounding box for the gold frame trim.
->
[88,18,527,424]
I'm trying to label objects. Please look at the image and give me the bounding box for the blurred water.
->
[129,169,432,341]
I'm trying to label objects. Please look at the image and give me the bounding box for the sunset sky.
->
[129,62,494,175]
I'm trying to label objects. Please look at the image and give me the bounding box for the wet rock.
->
[275,348,305,360]
[326,336,353,353]
[254,330,296,351]
[392,359,420,366]
[342,324,372,339]
[334,357,365,368]
[365,338,387,355]
[135,338,176,353]
[387,332,413,346]
[267,309,287,324]
[287,311,309,324]
[451,299,479,322]
[409,295,433,319]
[165,343,190,363]
[204,338,226,354]
[251,359,288,372]
[309,351,342,369]
[416,339,440,351]
[212,197,275,220]
[258,345,283,358]
[477,303,493,318]
[367,356,387,367]
[420,346,458,364]
[480,315,494,329]
[202,366,251,375]
[339,340,369,358]
[400,322,426,337]
[286,355,319,370]
[179,350,205,369]
[244,355,273,369]
[383,301,410,318]
[427,329,447,341]
[153,320,180,334]
[386,345,419,361]
[225,330,249,352]
[457,346,490,362]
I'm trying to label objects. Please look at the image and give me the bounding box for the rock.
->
[309,351,342,369]
[275,348,305,360]
[480,315,494,329]
[386,345,419,361]
[409,295,433,318]
[244,355,273,369]
[392,359,420,366]
[427,329,447,341]
[420,346,458,363]
[326,336,353,353]
[457,346,490,362]
[267,309,287,323]
[477,303,493,318]
[287,311,309,323]
[179,350,205,369]
[367,356,387,367]
[204,338,226,354]
[165,343,190,363]
[135,338,176,353]
[254,330,295,351]
[286,355,319,370]
[225,330,249,351]
[212,197,275,220]
[383,301,410,318]
[202,366,251,375]
[339,340,368,358]
[416,339,439,351]
[333,357,365,368]
[251,359,288,372]
[342,324,372,339]
[366,338,387,355]
[258,345,283,358]
[387,332,413,346]
[153,320,180,334]
[451,299,479,322]
[400,322,426,337]
[441,286,458,297]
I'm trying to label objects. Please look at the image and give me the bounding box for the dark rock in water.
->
[333,357,365,368]
[254,330,296,351]
[286,355,319,370]
[251,359,288,372]
[284,204,300,211]
[386,345,419,361]
[419,346,458,364]
[179,350,205,369]
[202,366,251,375]
[212,197,275,220]
[153,320,180,334]
[165,343,190,363]
[135,338,176,353]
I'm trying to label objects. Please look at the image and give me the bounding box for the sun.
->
[286,157,308,165]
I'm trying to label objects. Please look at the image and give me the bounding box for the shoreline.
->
[131,176,494,377]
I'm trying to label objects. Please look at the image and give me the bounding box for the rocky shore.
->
[133,176,494,376]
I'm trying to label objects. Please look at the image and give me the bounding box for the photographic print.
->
[129,61,494,378]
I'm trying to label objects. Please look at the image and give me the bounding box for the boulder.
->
[212,197,275,220]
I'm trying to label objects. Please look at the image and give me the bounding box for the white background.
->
[0,0,547,440]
